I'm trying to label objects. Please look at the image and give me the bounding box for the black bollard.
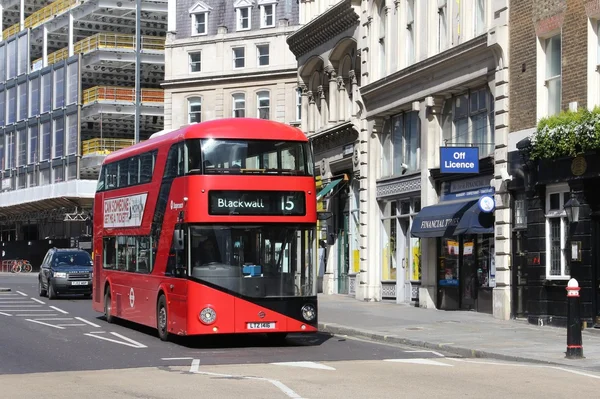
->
[565,278,584,359]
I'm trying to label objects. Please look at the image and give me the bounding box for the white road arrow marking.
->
[384,358,453,367]
[270,361,336,370]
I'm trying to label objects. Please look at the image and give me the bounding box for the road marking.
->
[190,358,200,371]
[74,317,101,328]
[25,319,66,329]
[0,301,35,304]
[16,291,27,297]
[162,357,194,360]
[270,361,336,371]
[0,305,42,307]
[84,332,148,348]
[49,306,68,314]
[16,314,58,317]
[2,309,54,312]
[189,359,302,399]
[31,298,45,304]
[34,318,72,321]
[384,358,453,367]
[404,349,445,358]
[0,311,12,316]
[57,324,87,327]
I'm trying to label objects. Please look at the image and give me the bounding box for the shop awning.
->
[411,198,494,238]
[317,178,342,200]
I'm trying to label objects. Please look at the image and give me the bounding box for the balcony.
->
[82,86,164,105]
[80,138,136,179]
[31,33,166,70]
[2,0,78,41]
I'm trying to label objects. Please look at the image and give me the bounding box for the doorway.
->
[337,212,349,294]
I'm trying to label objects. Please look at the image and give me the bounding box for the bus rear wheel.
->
[157,295,170,341]
[104,290,114,324]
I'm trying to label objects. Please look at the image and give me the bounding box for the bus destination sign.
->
[209,190,306,216]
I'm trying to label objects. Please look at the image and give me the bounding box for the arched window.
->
[257,91,270,119]
[232,93,245,117]
[188,97,202,123]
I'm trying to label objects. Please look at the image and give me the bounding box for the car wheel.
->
[47,281,56,300]
[157,295,170,342]
[104,289,114,323]
[38,278,47,297]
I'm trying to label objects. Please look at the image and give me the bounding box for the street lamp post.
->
[564,192,583,359]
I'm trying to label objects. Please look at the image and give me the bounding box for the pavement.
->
[317,293,600,371]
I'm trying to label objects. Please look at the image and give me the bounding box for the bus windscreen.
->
[187,139,314,176]
[189,224,316,298]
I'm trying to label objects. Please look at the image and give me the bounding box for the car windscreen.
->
[53,252,93,267]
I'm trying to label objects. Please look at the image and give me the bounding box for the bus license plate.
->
[247,322,275,330]
[71,281,88,285]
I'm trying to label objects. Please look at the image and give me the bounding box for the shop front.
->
[377,176,422,303]
[411,174,496,314]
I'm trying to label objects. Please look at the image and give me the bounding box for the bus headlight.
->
[199,307,217,324]
[301,304,316,322]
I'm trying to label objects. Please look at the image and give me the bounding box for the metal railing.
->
[2,0,78,40]
[82,86,164,105]
[31,33,166,68]
[82,138,135,156]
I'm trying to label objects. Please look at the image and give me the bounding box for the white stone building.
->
[162,0,301,129]
[290,0,511,320]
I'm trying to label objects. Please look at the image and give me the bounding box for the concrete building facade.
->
[162,0,301,130]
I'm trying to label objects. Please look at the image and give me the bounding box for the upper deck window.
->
[187,139,313,176]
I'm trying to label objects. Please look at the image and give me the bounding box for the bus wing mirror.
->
[173,229,185,251]
[317,211,332,221]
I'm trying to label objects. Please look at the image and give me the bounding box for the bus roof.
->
[103,118,307,164]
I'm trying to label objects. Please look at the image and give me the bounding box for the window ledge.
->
[543,277,570,285]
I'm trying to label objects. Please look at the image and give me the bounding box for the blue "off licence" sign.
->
[440,147,479,174]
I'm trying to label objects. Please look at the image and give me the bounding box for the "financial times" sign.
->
[208,191,306,216]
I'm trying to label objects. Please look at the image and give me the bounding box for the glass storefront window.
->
[380,198,422,286]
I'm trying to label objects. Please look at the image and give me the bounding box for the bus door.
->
[164,226,188,328]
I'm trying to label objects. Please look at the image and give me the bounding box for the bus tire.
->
[157,295,170,341]
[104,289,114,324]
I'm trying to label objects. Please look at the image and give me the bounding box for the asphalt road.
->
[0,273,446,375]
[3,273,600,398]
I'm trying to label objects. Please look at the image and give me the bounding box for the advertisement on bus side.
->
[103,193,148,228]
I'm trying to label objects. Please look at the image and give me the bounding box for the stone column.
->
[349,70,358,117]
[337,76,346,122]
[356,118,383,301]
[492,60,512,321]
[307,91,315,134]
[318,85,327,129]
[418,98,442,309]
[326,67,338,124]
[300,84,309,133]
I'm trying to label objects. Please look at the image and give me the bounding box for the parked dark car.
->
[38,248,93,299]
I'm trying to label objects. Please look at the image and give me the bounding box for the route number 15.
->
[280,195,295,211]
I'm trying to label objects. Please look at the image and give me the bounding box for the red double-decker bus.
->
[91,118,318,341]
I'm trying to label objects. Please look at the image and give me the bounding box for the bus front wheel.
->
[157,295,170,341]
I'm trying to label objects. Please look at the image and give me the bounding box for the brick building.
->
[509,0,600,327]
